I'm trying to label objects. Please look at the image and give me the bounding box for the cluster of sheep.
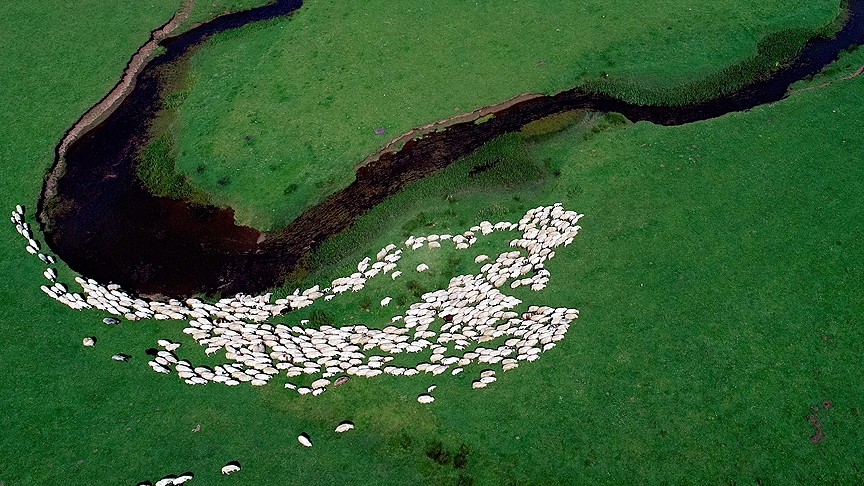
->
[10,206,69,303]
[134,460,242,485]
[138,204,581,394]
[18,201,582,396]
[18,200,570,325]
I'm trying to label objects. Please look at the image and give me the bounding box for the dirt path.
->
[787,63,864,95]
[57,0,196,157]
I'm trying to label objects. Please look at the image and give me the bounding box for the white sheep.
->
[417,394,435,404]
[298,433,313,447]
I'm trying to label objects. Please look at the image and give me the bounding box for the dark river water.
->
[40,0,864,298]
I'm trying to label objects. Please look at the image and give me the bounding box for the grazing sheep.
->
[334,375,350,386]
[221,462,241,475]
[111,354,130,362]
[311,378,330,389]
[335,421,355,433]
[417,394,434,404]
[39,203,584,404]
[172,473,194,484]
[82,337,96,347]
[298,433,313,447]
[154,476,177,486]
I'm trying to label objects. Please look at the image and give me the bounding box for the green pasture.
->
[3,0,864,484]
[281,67,864,484]
[160,0,841,231]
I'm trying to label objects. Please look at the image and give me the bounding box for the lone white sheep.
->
[417,394,434,404]
[172,473,194,484]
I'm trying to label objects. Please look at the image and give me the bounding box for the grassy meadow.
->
[160,0,841,230]
[3,0,864,485]
[279,65,864,484]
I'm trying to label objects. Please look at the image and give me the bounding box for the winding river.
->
[39,0,864,298]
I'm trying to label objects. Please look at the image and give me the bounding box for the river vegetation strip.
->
[39,0,864,298]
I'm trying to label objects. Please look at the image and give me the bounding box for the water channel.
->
[40,0,864,297]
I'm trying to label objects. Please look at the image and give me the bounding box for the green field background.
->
[3,0,864,484]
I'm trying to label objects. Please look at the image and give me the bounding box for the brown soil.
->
[788,63,864,95]
[810,429,825,443]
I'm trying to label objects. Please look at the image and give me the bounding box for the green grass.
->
[137,135,212,203]
[161,0,840,231]
[271,64,864,484]
[3,0,864,484]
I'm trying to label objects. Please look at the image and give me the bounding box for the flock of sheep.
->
[14,203,582,397]
[13,202,583,484]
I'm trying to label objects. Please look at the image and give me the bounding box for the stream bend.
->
[40,0,864,297]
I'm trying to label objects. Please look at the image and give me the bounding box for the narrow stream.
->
[40,0,864,297]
